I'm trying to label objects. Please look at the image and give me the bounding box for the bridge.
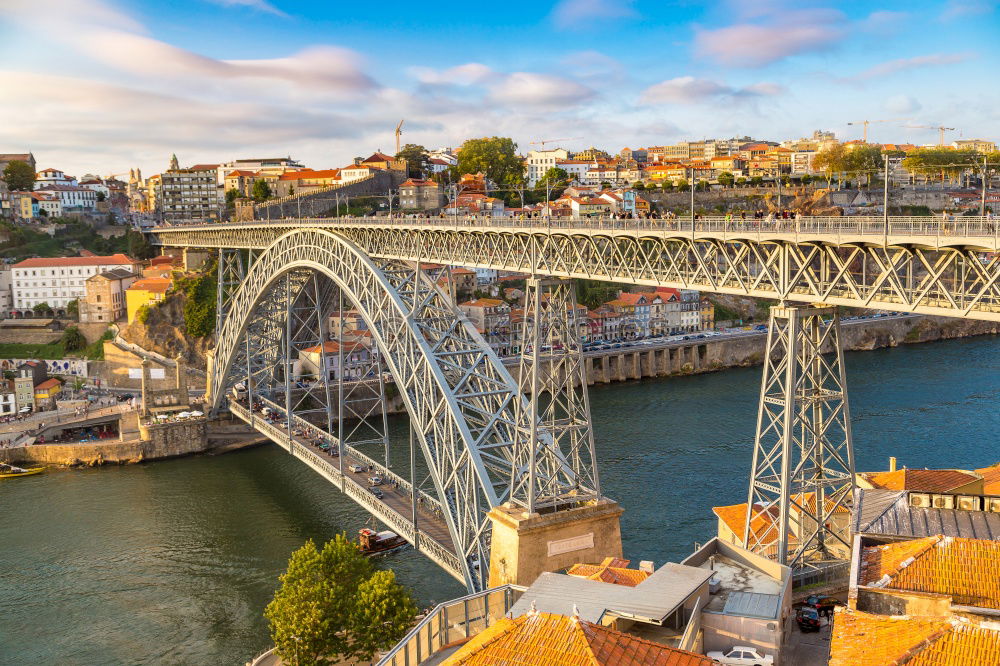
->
[152,215,1000,591]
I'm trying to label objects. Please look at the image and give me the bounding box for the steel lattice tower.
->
[744,304,856,570]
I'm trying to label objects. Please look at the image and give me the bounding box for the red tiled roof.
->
[460,298,505,308]
[278,168,340,181]
[865,469,980,493]
[442,611,712,665]
[975,463,1000,494]
[128,277,172,294]
[35,378,61,391]
[830,607,1000,666]
[302,341,365,354]
[14,254,135,268]
[566,558,651,587]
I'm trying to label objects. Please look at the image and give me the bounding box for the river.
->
[3,336,999,664]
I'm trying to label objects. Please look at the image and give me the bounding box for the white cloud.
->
[855,53,971,80]
[884,95,922,114]
[408,63,495,86]
[694,8,847,67]
[488,72,596,108]
[551,0,637,29]
[941,0,994,21]
[207,0,288,16]
[640,76,783,104]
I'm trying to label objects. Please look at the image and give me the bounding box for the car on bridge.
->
[348,464,365,473]
[368,487,384,500]
[368,475,383,486]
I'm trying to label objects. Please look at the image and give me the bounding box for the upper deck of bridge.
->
[150,215,1000,251]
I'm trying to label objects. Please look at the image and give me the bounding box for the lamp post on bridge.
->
[883,154,890,246]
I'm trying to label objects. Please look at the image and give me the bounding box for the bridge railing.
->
[376,584,525,666]
[154,214,1000,240]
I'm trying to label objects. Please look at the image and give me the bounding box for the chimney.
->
[889,456,897,473]
[639,561,655,573]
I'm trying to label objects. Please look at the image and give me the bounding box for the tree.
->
[632,181,646,190]
[735,177,747,187]
[66,298,79,320]
[33,301,51,316]
[749,176,764,187]
[395,143,430,177]
[675,178,689,190]
[537,167,570,189]
[660,181,674,192]
[70,376,86,397]
[456,137,524,190]
[265,535,415,665]
[717,172,735,188]
[127,230,155,260]
[60,326,86,351]
[181,271,217,338]
[2,160,35,191]
[250,179,272,202]
[224,188,241,210]
[845,144,883,187]
[813,144,849,187]
[96,191,107,202]
[348,570,418,661]
[800,174,813,185]
[903,147,980,184]
[697,180,710,191]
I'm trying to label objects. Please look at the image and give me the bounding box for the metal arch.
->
[208,229,585,591]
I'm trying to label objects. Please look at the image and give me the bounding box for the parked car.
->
[804,594,842,613]
[368,475,383,486]
[796,606,821,632]
[368,487,384,499]
[707,646,774,665]
[348,464,365,473]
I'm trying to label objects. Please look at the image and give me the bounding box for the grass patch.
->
[0,342,66,359]
[81,329,115,360]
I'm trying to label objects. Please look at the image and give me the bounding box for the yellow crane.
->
[529,137,582,148]
[902,124,956,146]
[846,119,901,143]
[395,120,404,156]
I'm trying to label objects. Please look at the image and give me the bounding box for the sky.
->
[1,0,997,177]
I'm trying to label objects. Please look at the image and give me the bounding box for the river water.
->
[3,336,999,665]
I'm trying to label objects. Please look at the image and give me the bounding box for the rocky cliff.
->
[120,291,213,370]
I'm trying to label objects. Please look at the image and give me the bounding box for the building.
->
[851,486,1000,542]
[359,151,406,172]
[297,340,373,381]
[399,179,444,210]
[80,269,137,323]
[0,380,16,416]
[527,148,569,186]
[458,298,511,355]
[14,361,47,413]
[125,277,172,323]
[33,377,62,410]
[34,185,96,212]
[0,265,12,316]
[12,254,138,312]
[953,139,997,153]
[857,461,985,494]
[340,164,379,182]
[34,168,76,188]
[158,156,220,222]
[0,153,36,178]
[273,169,341,197]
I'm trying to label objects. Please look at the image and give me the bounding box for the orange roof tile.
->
[975,463,1000,494]
[302,340,365,354]
[866,469,980,493]
[566,557,651,587]
[460,298,505,308]
[830,607,1000,666]
[859,535,1000,609]
[35,378,61,391]
[442,611,712,666]
[128,278,172,294]
[14,254,135,268]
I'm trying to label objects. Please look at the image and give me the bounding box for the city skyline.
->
[2,0,997,176]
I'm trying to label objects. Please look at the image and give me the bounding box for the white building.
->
[0,265,12,316]
[790,151,818,175]
[34,185,96,211]
[78,178,110,199]
[526,148,569,186]
[554,159,595,184]
[34,168,77,188]
[12,254,138,312]
[0,380,15,416]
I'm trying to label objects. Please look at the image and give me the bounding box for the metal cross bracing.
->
[154,217,1000,322]
[515,278,601,514]
[208,229,600,591]
[744,305,856,571]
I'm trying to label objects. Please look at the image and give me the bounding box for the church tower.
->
[169,154,179,170]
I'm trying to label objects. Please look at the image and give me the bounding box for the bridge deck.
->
[227,398,464,583]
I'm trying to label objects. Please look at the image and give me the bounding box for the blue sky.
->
[1,0,997,176]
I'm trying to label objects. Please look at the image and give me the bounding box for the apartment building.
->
[12,254,138,311]
[80,269,136,323]
[526,148,570,186]
[159,156,220,222]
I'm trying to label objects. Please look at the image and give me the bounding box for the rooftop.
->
[441,611,712,666]
[566,558,652,587]
[14,254,135,268]
[853,488,1000,540]
[829,607,1000,666]
[864,468,982,493]
[128,277,172,294]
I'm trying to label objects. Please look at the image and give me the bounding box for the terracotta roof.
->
[278,168,340,181]
[442,611,712,666]
[713,502,778,543]
[35,378,61,391]
[859,535,1000,609]
[865,469,981,493]
[224,169,257,178]
[302,340,365,354]
[13,254,135,268]
[830,607,1000,666]
[460,298,505,308]
[975,463,1000,494]
[615,293,650,306]
[566,558,652,587]
[128,277,172,294]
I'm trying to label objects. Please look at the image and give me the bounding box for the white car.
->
[707,646,773,666]
[348,464,365,473]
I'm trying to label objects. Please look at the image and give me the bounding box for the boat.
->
[358,528,410,557]
[0,463,45,478]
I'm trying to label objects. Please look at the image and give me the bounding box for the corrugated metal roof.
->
[722,591,781,620]
[855,489,1000,540]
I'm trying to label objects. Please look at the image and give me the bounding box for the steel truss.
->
[208,229,597,591]
[155,221,1000,321]
[515,278,600,513]
[744,305,855,570]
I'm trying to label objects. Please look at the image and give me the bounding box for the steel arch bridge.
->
[206,229,599,590]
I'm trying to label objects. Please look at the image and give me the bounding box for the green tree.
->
[456,137,524,190]
[660,181,674,192]
[181,271,217,337]
[32,301,52,316]
[675,178,689,190]
[395,143,429,177]
[845,144,883,187]
[697,180,710,191]
[71,376,86,396]
[348,570,418,661]
[749,176,764,187]
[66,298,79,320]
[250,179,272,202]
[225,188,242,210]
[127,230,155,260]
[735,177,747,187]
[902,147,980,184]
[813,144,849,187]
[632,181,646,190]
[60,325,86,351]
[95,191,107,202]
[800,174,813,185]
[2,160,35,191]
[717,172,735,188]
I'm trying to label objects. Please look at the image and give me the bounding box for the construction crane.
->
[846,119,901,143]
[395,120,404,156]
[529,137,582,148]
[901,124,956,146]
